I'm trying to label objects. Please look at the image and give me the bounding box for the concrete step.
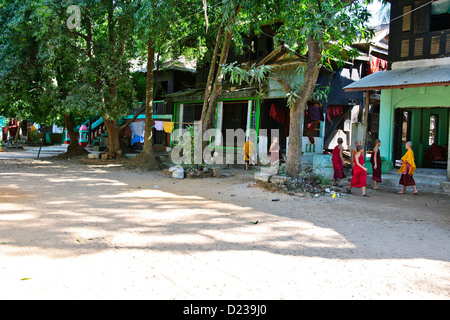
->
[368,172,448,194]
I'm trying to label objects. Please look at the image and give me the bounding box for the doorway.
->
[393,108,412,163]
[393,107,449,169]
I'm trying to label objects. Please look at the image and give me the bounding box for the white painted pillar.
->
[178,104,184,141]
[246,100,252,138]
[216,101,223,146]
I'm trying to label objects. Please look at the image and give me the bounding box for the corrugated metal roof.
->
[344,64,450,91]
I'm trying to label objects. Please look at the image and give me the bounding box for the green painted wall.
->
[379,85,450,167]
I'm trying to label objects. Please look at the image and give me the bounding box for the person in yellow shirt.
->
[243,136,256,170]
[397,141,418,195]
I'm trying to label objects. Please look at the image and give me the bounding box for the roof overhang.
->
[344,64,450,92]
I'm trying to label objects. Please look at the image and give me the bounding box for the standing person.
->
[397,141,419,195]
[332,137,346,187]
[371,139,382,190]
[347,145,369,197]
[243,136,256,170]
[351,140,361,170]
[269,137,284,166]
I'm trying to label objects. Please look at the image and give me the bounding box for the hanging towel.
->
[269,103,290,136]
[154,120,164,131]
[163,122,175,133]
[307,104,324,122]
[130,121,145,146]
[326,105,343,122]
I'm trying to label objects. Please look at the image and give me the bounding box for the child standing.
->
[243,137,256,170]
[370,139,382,190]
[332,137,346,187]
[397,141,419,195]
[348,145,369,197]
[351,140,361,170]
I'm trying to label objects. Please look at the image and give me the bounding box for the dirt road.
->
[0,152,449,299]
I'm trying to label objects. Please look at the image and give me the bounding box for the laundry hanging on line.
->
[326,105,343,122]
[163,122,175,133]
[129,120,192,140]
[269,103,290,136]
[306,103,324,122]
[154,120,164,131]
[130,121,145,146]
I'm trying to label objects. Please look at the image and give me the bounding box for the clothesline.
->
[134,120,197,137]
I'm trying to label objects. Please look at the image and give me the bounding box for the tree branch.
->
[118,105,146,131]
[272,75,292,94]
[71,30,88,42]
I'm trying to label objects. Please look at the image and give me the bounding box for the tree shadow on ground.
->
[0,157,449,263]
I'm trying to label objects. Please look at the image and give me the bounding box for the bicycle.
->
[5,137,22,149]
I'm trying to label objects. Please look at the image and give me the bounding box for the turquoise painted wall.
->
[379,85,450,167]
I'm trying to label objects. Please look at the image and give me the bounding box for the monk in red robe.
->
[347,145,369,197]
[370,139,382,190]
[332,137,345,187]
[397,141,418,195]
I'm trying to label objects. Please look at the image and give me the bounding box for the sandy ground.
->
[0,147,449,300]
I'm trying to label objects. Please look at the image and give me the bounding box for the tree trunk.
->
[286,102,303,178]
[286,38,322,178]
[201,6,240,134]
[200,26,224,130]
[127,38,162,170]
[103,117,121,158]
[13,120,22,144]
[64,114,88,157]
[202,28,234,133]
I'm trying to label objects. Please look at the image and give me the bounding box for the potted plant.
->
[0,141,4,152]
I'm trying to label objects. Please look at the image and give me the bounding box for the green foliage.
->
[221,62,274,87]
[221,0,375,109]
[222,62,331,108]
[310,85,331,103]
[0,0,376,136]
[27,129,41,146]
[276,0,374,69]
[131,72,147,102]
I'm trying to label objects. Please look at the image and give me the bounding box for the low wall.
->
[303,154,334,180]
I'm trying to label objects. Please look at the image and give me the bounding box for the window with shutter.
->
[414,1,427,33]
[402,5,412,32]
[401,39,410,58]
[414,37,424,56]
[446,34,450,53]
[430,35,440,55]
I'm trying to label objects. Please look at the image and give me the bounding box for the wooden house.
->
[345,0,450,180]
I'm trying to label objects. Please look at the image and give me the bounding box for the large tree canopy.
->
[222,0,375,178]
[1,0,377,174]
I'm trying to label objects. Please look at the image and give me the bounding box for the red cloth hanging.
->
[270,103,290,136]
[367,57,388,75]
[326,105,343,122]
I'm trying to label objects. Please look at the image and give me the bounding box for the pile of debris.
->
[254,162,348,198]
[164,165,231,179]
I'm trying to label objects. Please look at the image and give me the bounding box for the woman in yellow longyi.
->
[397,141,419,195]
[243,137,256,170]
